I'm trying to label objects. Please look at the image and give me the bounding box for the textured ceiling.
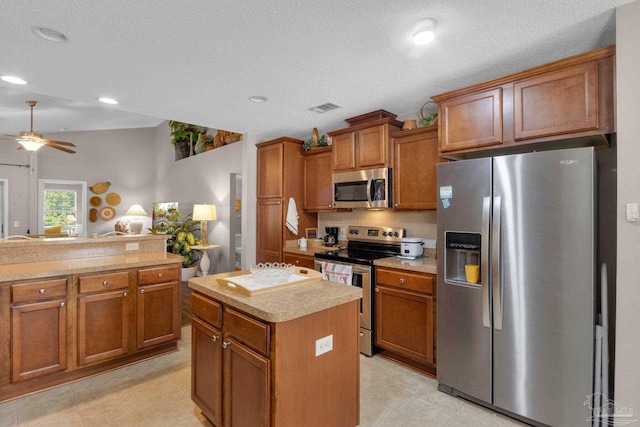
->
[0,0,633,142]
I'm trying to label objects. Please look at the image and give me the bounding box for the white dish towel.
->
[321,261,353,286]
[285,197,299,235]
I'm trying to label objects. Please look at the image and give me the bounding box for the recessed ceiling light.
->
[411,17,439,46]
[248,96,268,103]
[31,26,68,43]
[98,97,118,105]
[414,30,435,45]
[1,75,28,85]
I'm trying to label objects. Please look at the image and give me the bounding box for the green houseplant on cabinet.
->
[169,120,207,159]
[165,209,202,280]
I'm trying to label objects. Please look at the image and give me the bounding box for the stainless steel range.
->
[314,225,405,356]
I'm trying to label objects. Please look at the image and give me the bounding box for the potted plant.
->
[165,209,201,280]
[168,120,207,159]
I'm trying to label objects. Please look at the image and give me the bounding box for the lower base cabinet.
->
[191,290,359,427]
[375,267,437,375]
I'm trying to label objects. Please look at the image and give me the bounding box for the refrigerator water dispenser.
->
[444,231,481,286]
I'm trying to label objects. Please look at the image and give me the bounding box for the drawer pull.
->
[39,289,45,294]
[103,281,109,286]
[222,341,230,349]
[123,292,129,297]
[60,301,65,307]
[399,278,405,284]
[375,288,379,292]
[212,335,218,342]
[140,289,145,294]
[158,273,163,278]
[295,260,300,264]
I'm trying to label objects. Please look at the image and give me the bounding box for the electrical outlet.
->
[126,242,139,251]
[315,335,333,356]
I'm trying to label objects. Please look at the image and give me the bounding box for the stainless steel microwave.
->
[333,167,392,209]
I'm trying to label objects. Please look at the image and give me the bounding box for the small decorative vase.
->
[181,266,198,282]
[178,140,191,158]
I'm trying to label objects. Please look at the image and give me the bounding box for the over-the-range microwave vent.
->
[309,102,342,114]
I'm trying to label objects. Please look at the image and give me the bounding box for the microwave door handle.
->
[367,175,374,203]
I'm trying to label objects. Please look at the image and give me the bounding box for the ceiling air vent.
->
[309,102,342,114]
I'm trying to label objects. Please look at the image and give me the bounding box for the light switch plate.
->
[626,203,639,222]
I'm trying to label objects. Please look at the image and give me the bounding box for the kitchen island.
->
[189,270,362,427]
[0,235,182,402]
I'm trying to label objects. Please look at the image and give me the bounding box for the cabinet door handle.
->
[123,292,129,297]
[375,288,379,292]
[60,301,65,307]
[222,341,230,349]
[39,288,45,294]
[140,289,145,294]
[103,281,109,286]
[212,335,218,342]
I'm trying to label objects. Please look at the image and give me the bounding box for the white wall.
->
[615,0,640,412]
[153,122,247,274]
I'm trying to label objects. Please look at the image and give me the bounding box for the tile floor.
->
[0,325,528,427]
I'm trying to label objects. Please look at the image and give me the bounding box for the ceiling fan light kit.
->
[1,100,77,154]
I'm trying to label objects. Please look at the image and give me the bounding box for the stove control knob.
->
[354,229,359,234]
[382,231,388,236]
[393,232,399,237]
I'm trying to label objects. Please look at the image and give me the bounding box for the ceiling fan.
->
[0,100,76,154]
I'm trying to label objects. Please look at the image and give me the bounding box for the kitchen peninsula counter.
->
[0,234,183,402]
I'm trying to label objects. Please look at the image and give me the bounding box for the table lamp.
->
[192,204,217,245]
[192,204,217,276]
[125,204,148,234]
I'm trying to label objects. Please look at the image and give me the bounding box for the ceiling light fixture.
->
[16,133,45,151]
[31,26,68,43]
[248,96,268,103]
[412,17,439,46]
[1,75,27,85]
[98,97,119,105]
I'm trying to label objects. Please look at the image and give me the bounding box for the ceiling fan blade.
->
[1,132,19,140]
[46,144,76,154]
[44,139,76,147]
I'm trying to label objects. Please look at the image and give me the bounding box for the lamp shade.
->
[125,204,148,216]
[193,204,217,221]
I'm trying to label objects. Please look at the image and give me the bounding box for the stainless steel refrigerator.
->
[436,147,599,426]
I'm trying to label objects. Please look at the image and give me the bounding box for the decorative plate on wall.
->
[99,206,116,220]
[89,208,98,222]
[106,192,121,206]
[89,181,111,194]
[90,196,102,207]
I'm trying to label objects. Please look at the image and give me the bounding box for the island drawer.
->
[78,271,130,294]
[224,308,270,356]
[11,278,68,304]
[376,267,434,294]
[138,266,179,285]
[191,291,222,328]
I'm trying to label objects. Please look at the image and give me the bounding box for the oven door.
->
[314,259,374,355]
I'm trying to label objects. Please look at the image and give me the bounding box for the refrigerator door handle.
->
[492,195,503,331]
[481,196,491,328]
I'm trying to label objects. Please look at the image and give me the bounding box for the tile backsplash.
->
[318,210,437,241]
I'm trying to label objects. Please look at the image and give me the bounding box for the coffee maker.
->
[324,227,339,247]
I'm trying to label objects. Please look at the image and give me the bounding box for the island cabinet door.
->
[136,282,180,349]
[223,338,271,427]
[191,316,222,426]
[11,298,68,382]
[77,289,131,366]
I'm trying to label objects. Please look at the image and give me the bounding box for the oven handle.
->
[314,259,371,275]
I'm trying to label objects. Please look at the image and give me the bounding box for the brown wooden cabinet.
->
[10,278,68,383]
[283,253,315,269]
[136,266,181,349]
[433,45,615,158]
[328,119,402,172]
[77,271,131,366]
[303,146,333,211]
[375,267,436,375]
[256,137,317,264]
[391,124,441,210]
[191,289,359,427]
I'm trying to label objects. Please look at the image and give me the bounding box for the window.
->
[38,180,87,236]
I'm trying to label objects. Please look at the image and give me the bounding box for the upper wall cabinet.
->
[432,45,615,159]
[328,111,403,172]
